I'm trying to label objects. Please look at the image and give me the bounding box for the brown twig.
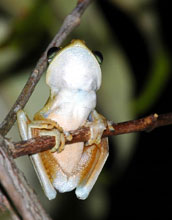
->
[0,0,94,136]
[11,113,172,158]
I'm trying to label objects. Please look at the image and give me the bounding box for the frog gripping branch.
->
[17,40,109,200]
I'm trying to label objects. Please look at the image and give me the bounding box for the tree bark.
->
[0,135,52,220]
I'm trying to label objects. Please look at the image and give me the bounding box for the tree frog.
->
[17,40,109,200]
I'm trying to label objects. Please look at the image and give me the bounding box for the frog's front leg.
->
[27,121,63,152]
[86,110,109,145]
[17,110,63,200]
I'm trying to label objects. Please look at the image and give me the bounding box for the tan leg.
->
[27,123,62,200]
[17,110,57,199]
[75,138,109,200]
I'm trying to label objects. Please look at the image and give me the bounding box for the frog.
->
[17,39,109,200]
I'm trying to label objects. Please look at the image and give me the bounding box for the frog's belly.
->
[52,157,81,193]
[43,104,89,192]
[40,142,84,193]
[46,109,86,175]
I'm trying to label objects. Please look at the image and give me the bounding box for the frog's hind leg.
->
[27,125,58,200]
[30,153,57,200]
[75,138,109,200]
[17,112,57,199]
[17,110,57,198]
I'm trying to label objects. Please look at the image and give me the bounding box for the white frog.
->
[17,39,109,200]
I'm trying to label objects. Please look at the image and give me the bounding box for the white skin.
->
[17,40,109,200]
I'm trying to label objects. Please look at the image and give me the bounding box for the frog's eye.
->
[93,51,103,65]
[47,47,61,63]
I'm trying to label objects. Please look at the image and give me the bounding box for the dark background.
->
[99,0,172,219]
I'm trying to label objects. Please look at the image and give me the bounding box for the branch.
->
[0,135,52,220]
[0,188,20,220]
[0,0,94,136]
[11,113,172,158]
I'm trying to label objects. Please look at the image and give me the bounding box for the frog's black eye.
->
[93,51,103,65]
[47,47,61,63]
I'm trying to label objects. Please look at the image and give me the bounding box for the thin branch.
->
[11,112,172,158]
[0,0,94,136]
[0,188,20,220]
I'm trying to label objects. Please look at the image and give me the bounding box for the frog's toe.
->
[51,133,65,153]
[51,145,59,153]
[57,133,66,153]
[107,121,115,131]
[64,131,73,141]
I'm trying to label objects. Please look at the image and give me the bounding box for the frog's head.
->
[46,40,102,94]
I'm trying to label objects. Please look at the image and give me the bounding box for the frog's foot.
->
[45,119,67,153]
[28,119,65,153]
[51,132,65,153]
[50,131,73,153]
[85,110,108,146]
